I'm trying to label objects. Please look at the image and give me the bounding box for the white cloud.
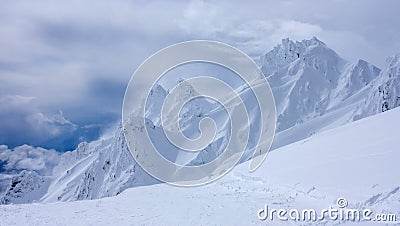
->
[179,8,323,58]
[0,144,61,175]
[178,0,400,66]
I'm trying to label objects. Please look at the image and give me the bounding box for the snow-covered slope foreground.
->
[1,37,400,204]
[1,107,399,225]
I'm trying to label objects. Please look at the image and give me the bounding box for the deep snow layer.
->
[1,106,399,225]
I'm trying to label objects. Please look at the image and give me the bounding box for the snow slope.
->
[1,106,399,225]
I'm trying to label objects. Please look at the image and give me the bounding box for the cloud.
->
[0,95,77,149]
[178,0,400,66]
[177,2,324,60]
[0,144,61,175]
[0,1,187,146]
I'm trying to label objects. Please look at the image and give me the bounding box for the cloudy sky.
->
[0,0,399,152]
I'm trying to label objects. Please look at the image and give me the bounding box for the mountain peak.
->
[385,53,400,69]
[309,36,326,46]
[260,37,330,75]
[280,36,325,49]
[357,59,368,65]
[281,36,325,48]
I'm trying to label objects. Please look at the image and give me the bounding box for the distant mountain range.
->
[1,37,399,204]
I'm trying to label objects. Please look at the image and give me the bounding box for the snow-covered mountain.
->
[263,38,380,132]
[1,37,399,204]
[361,53,400,114]
[264,38,392,149]
[1,127,156,204]
[2,103,400,225]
